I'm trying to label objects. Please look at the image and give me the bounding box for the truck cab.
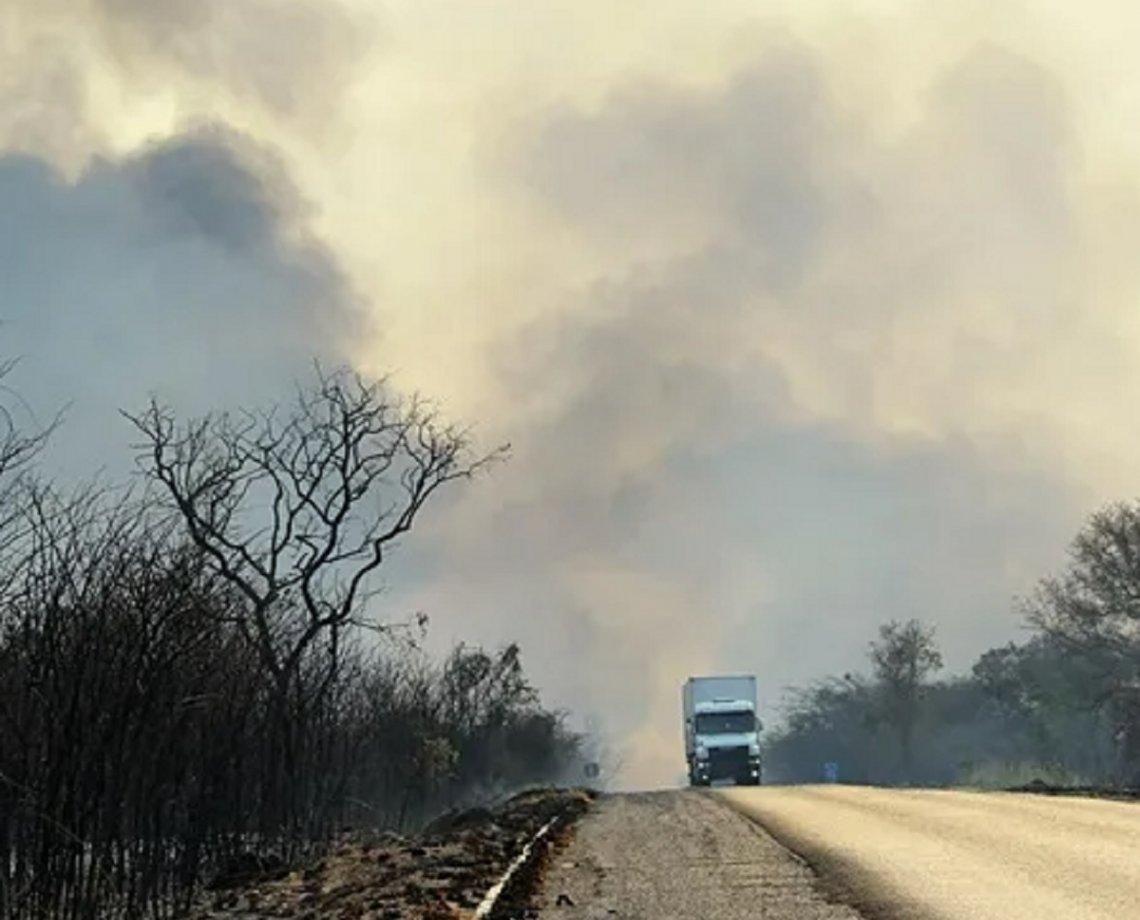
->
[683,676,762,786]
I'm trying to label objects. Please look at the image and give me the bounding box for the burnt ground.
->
[185,788,594,920]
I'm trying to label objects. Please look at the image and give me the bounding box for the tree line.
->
[0,365,582,919]
[766,503,1140,788]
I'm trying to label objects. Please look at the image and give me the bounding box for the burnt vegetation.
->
[767,504,1140,789]
[0,365,582,919]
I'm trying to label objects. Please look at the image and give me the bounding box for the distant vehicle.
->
[682,675,762,786]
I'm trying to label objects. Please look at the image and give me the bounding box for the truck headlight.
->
[748,742,760,756]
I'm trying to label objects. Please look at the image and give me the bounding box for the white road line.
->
[473,817,558,919]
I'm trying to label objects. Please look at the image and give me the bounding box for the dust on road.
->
[537,790,862,919]
[722,785,1140,920]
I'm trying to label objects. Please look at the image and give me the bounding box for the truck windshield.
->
[695,712,754,734]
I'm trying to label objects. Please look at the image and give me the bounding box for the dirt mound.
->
[423,805,495,837]
[187,788,594,919]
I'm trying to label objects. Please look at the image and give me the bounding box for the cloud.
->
[0,125,365,479]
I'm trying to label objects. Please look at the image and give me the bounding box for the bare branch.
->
[123,366,506,690]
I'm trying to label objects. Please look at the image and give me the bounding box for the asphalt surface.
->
[721,785,1140,920]
[536,790,862,919]
[539,786,1140,919]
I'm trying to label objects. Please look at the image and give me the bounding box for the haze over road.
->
[723,786,1140,920]
[540,788,1140,919]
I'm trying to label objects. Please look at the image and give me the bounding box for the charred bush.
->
[0,368,581,918]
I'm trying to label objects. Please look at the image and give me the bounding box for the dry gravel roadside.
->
[185,788,592,920]
[535,791,863,920]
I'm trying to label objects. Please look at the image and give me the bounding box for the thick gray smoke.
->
[1,0,374,136]
[0,125,364,479]
[3,1,1132,792]
[393,40,1105,787]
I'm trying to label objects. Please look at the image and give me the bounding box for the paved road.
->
[539,787,1140,919]
[722,785,1140,920]
[536,791,862,919]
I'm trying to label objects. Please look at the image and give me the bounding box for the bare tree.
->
[0,358,60,601]
[0,483,580,918]
[123,365,505,837]
[0,358,55,481]
[869,619,943,783]
[0,363,586,918]
[124,366,505,680]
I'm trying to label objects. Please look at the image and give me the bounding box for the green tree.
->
[1022,501,1140,784]
[869,619,943,782]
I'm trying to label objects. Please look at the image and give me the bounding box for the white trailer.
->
[682,675,762,786]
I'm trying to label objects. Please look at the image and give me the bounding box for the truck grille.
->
[707,746,750,779]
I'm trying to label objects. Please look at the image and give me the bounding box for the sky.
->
[5,0,1140,786]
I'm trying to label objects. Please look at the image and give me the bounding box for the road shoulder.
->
[536,790,864,919]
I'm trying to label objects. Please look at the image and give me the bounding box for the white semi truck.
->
[682,675,762,786]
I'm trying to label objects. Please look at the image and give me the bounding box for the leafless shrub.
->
[0,367,578,919]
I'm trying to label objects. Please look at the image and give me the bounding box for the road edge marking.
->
[473,817,559,919]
